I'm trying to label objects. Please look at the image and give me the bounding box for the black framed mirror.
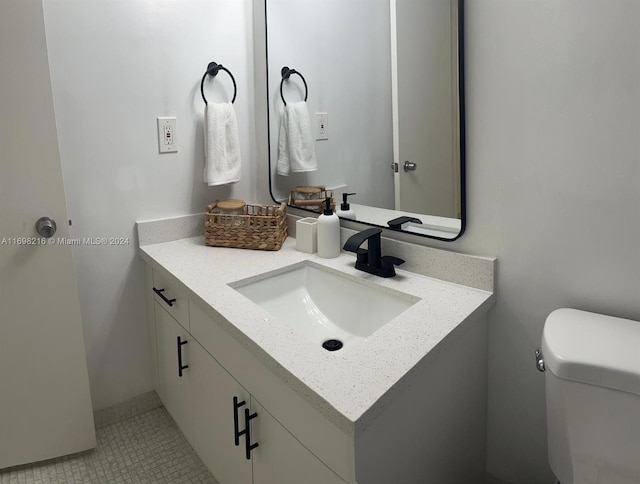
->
[265,0,465,241]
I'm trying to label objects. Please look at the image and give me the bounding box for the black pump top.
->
[323,197,333,216]
[340,192,356,210]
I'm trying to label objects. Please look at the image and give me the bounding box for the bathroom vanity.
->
[138,216,494,484]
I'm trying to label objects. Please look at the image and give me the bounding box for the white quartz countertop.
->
[139,236,494,435]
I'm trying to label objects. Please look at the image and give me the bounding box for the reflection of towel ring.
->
[280,66,308,105]
[201,62,237,105]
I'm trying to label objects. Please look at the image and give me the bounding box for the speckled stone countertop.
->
[139,234,494,437]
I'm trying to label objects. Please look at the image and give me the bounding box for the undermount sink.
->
[229,260,420,352]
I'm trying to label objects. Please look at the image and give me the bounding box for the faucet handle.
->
[381,255,405,270]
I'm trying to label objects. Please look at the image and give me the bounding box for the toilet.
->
[538,308,640,484]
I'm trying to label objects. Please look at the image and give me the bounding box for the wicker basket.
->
[205,201,287,251]
[288,186,335,213]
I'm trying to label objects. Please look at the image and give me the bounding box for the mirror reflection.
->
[266,0,464,240]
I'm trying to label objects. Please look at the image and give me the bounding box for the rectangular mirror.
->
[265,0,465,240]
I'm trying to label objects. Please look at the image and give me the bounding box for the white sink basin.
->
[230,261,419,352]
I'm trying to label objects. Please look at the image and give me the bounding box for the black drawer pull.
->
[233,396,246,446]
[244,408,259,460]
[177,336,189,377]
[153,287,176,307]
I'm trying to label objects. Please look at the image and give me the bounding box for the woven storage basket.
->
[205,202,287,251]
[288,186,335,213]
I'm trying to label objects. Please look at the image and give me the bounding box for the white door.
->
[392,0,460,218]
[0,0,96,469]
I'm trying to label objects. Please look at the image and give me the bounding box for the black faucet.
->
[387,216,423,230]
[342,228,405,278]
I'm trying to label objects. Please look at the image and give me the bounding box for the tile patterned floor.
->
[0,407,218,484]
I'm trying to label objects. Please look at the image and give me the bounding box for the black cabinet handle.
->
[233,396,246,446]
[177,336,189,377]
[244,408,259,460]
[153,287,176,307]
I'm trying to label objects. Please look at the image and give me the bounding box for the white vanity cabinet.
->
[140,236,493,484]
[148,269,347,484]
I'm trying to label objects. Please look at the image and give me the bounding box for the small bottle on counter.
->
[336,192,356,220]
[317,197,340,258]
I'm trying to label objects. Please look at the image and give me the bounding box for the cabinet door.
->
[191,339,252,484]
[155,302,193,444]
[251,399,347,484]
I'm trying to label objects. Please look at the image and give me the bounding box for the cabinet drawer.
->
[152,269,189,331]
[189,299,355,482]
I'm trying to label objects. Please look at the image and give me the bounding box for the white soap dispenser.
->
[336,192,356,220]
[317,197,340,258]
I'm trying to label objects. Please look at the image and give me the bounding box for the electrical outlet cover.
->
[157,117,177,153]
[315,112,328,140]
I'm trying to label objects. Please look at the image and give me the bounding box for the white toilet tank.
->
[541,308,640,484]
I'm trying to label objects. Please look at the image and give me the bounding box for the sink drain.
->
[322,339,343,351]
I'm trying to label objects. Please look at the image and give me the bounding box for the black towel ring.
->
[201,62,237,105]
[280,66,308,106]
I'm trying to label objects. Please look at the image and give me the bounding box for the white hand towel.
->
[276,101,317,176]
[204,102,241,186]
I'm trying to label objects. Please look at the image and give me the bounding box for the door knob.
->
[403,161,417,172]
[35,217,57,238]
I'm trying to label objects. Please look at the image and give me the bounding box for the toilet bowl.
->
[538,308,640,484]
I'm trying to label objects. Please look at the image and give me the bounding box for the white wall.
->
[42,0,257,409]
[33,0,640,481]
[443,1,640,482]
